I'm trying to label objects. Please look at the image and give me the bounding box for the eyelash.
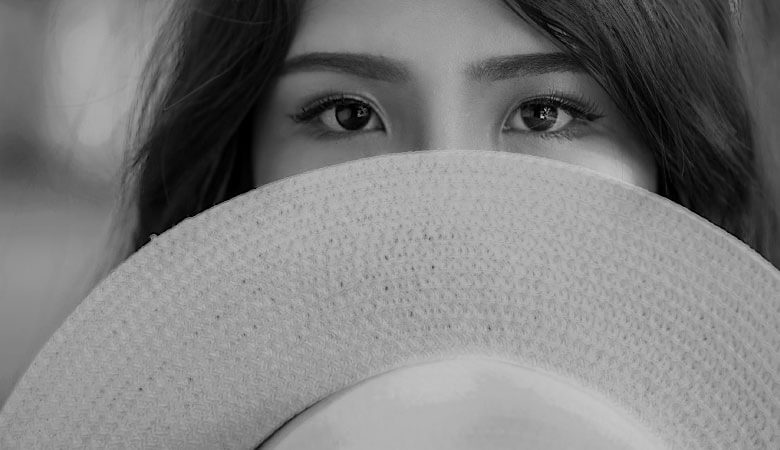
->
[289,89,605,141]
[505,90,605,140]
[289,91,379,140]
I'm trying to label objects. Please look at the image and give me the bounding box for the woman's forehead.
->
[289,0,559,67]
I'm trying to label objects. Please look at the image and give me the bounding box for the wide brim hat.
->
[0,149,778,449]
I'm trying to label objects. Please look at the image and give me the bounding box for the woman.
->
[14,0,780,447]
[99,5,779,445]
[100,0,779,285]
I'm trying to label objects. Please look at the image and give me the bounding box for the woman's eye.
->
[291,93,603,140]
[503,96,604,137]
[291,96,384,136]
[506,101,574,133]
[324,100,382,132]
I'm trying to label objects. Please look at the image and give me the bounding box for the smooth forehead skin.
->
[298,0,549,58]
[260,358,667,450]
[252,0,658,191]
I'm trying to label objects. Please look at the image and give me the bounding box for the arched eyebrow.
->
[280,51,585,83]
[466,52,586,81]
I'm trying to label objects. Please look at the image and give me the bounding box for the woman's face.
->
[251,0,657,191]
[252,0,663,447]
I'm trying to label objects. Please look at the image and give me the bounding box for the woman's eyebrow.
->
[280,52,585,83]
[281,52,411,82]
[466,53,586,81]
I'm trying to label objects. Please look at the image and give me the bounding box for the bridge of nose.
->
[409,78,502,151]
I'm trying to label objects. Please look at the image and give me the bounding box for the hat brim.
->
[1,149,778,449]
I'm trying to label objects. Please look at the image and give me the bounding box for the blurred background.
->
[0,0,778,411]
[0,0,165,409]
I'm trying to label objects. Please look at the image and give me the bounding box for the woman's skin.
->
[253,0,662,448]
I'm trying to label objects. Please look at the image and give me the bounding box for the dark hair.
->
[99,0,780,284]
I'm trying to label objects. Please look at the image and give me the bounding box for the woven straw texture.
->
[0,149,778,449]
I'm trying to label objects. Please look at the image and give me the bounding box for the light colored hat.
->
[0,149,778,449]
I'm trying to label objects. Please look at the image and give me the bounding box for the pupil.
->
[336,102,371,130]
[521,105,558,131]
